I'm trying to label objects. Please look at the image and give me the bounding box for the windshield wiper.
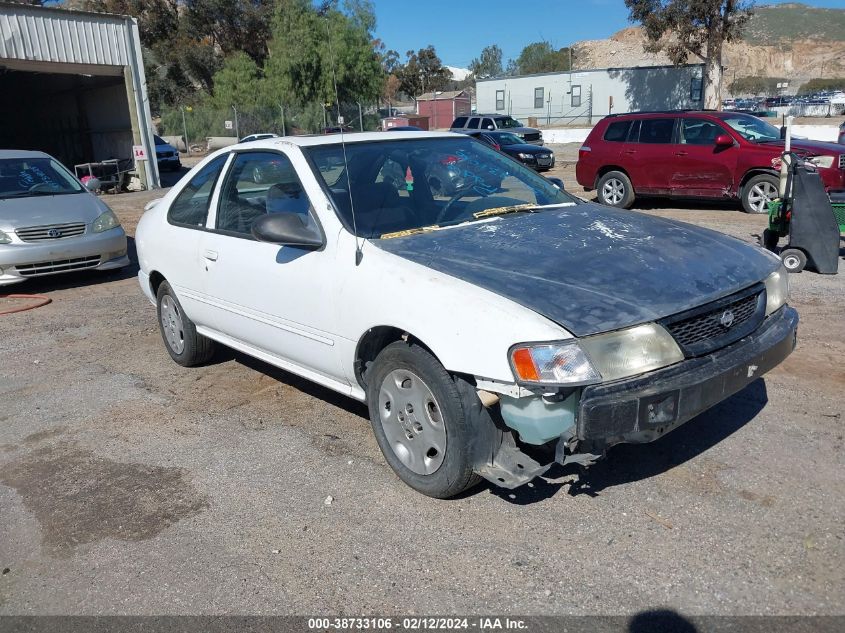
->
[380,224,440,240]
[472,202,575,219]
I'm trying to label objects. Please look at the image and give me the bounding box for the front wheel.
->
[156,281,215,366]
[596,171,635,208]
[742,174,779,214]
[365,342,481,498]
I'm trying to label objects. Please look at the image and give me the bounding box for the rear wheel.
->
[156,281,215,366]
[742,174,779,214]
[780,248,807,273]
[366,342,481,498]
[597,171,635,209]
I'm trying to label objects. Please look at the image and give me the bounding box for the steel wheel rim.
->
[783,254,801,269]
[160,295,185,354]
[748,181,777,213]
[377,369,447,475]
[602,178,624,205]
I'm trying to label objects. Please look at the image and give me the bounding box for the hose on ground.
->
[0,294,52,315]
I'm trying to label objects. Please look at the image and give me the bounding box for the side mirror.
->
[715,134,734,147]
[82,176,101,192]
[487,125,495,131]
[251,212,323,249]
[547,177,565,190]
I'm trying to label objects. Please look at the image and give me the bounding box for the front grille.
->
[523,132,541,142]
[662,284,766,357]
[15,222,86,242]
[16,256,100,277]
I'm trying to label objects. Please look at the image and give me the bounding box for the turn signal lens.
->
[0,230,11,244]
[510,342,600,385]
[511,348,540,382]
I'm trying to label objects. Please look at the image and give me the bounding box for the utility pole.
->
[181,106,190,155]
[357,102,363,132]
[280,103,286,136]
[231,105,240,139]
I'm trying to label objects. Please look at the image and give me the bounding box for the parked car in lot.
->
[467,130,555,171]
[0,150,129,285]
[838,120,845,145]
[577,111,845,213]
[154,135,182,172]
[450,114,543,145]
[136,132,797,498]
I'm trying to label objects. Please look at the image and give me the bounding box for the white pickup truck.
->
[136,131,797,498]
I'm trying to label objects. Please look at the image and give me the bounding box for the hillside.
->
[573,3,845,91]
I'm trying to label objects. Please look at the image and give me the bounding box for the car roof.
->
[0,149,52,159]
[230,131,459,149]
[604,110,748,120]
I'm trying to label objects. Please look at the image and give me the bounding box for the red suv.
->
[577,111,845,213]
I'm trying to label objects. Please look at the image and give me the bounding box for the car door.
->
[669,117,737,198]
[631,117,678,194]
[161,153,231,325]
[198,149,345,383]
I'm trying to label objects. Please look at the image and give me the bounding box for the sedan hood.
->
[503,143,550,154]
[0,192,103,229]
[375,204,779,337]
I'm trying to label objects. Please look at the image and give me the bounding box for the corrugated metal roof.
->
[0,2,131,67]
[417,90,469,101]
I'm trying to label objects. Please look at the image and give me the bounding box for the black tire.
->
[742,173,779,214]
[156,281,215,366]
[780,248,807,273]
[596,170,635,209]
[365,341,482,498]
[761,228,780,251]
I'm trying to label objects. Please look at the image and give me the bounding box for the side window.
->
[690,77,703,102]
[534,87,544,109]
[627,119,641,142]
[167,154,228,227]
[216,151,315,237]
[638,118,675,144]
[481,117,494,130]
[571,85,581,108]
[466,118,480,130]
[452,116,468,128]
[680,118,722,145]
[495,90,505,111]
[603,120,631,142]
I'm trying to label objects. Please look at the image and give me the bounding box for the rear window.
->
[603,121,632,142]
[451,117,468,128]
[638,118,675,144]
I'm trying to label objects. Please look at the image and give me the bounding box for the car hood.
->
[0,192,104,229]
[374,204,780,337]
[503,143,551,154]
[766,139,845,155]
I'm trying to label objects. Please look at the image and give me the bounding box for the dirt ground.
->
[0,147,843,617]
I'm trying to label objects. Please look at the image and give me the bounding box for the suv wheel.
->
[597,171,635,209]
[742,174,779,214]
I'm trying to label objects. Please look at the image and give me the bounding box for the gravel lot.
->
[1,146,843,617]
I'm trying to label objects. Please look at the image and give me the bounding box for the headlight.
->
[510,341,601,386]
[580,323,684,382]
[764,265,789,315]
[91,209,121,233]
[806,155,834,169]
[0,229,11,244]
[517,152,535,160]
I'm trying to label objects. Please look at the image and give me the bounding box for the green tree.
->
[209,52,265,110]
[398,46,451,97]
[624,0,755,109]
[469,44,504,79]
[514,41,572,75]
[728,75,785,96]
[798,78,845,93]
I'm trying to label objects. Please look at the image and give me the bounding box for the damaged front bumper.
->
[472,306,799,488]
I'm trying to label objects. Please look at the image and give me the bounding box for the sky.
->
[371,0,845,70]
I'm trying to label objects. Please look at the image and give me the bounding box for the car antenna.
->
[320,1,363,266]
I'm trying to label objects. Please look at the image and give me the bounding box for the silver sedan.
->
[0,150,129,286]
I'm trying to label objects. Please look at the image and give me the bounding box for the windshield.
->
[306,137,576,239]
[722,114,781,143]
[490,132,525,146]
[0,157,85,199]
[495,117,523,129]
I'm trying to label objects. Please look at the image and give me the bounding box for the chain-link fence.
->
[158,102,383,152]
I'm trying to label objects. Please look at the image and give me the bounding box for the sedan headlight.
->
[764,265,789,315]
[0,229,11,244]
[510,323,684,385]
[91,209,121,233]
[806,155,834,169]
[517,152,535,160]
[580,323,684,382]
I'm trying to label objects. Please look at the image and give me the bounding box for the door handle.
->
[674,151,688,156]
[623,150,637,155]
[203,249,218,261]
